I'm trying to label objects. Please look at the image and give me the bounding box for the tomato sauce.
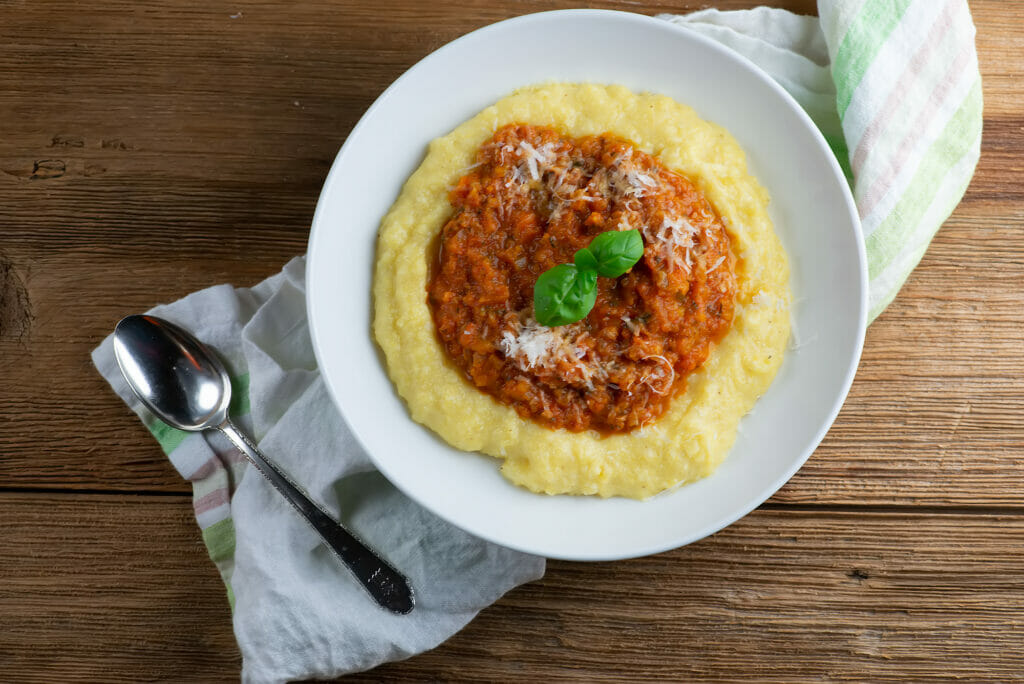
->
[427,124,736,433]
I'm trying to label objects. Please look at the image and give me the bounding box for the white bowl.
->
[307,9,867,560]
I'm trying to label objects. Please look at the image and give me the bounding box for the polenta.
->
[373,83,790,499]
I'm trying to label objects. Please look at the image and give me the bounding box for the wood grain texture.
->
[5,494,1024,682]
[0,493,239,681]
[1,0,1023,681]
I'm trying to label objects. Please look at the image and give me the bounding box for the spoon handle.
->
[217,420,415,615]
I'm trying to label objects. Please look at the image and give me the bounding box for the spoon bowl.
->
[113,315,231,431]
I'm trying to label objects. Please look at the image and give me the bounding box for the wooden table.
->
[2,1,1020,680]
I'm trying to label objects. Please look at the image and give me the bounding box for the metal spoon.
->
[112,314,415,615]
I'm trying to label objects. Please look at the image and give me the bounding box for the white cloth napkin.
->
[92,4,981,681]
[91,257,545,683]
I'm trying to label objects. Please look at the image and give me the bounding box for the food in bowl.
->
[428,123,737,434]
[373,83,790,499]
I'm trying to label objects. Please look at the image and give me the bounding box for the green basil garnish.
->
[573,246,599,273]
[533,229,643,327]
[587,229,644,278]
[533,264,598,327]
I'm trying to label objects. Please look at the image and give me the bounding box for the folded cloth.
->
[92,257,545,683]
[662,1,982,320]
[91,4,982,682]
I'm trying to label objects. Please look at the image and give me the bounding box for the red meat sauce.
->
[427,124,736,433]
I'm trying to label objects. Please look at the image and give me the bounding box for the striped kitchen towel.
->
[91,257,545,683]
[663,0,982,320]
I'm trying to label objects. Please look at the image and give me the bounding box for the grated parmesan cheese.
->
[607,152,659,199]
[789,333,818,351]
[499,320,560,369]
[644,215,699,273]
[625,168,657,191]
[751,290,773,308]
[456,161,483,176]
[517,141,557,181]
[499,318,607,390]
[707,255,726,273]
[640,355,675,395]
[506,164,528,189]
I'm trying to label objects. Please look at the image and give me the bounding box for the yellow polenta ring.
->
[373,82,790,499]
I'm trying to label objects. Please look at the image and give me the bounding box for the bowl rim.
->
[306,8,868,560]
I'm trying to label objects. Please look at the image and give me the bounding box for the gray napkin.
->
[91,256,545,683]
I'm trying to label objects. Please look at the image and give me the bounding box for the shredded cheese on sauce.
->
[499,320,563,369]
[606,151,658,198]
[490,133,730,402]
[644,215,699,273]
[500,139,708,280]
[499,319,607,390]
[707,255,726,273]
[517,141,557,181]
[640,355,675,395]
[504,140,662,206]
[493,141,726,402]
[501,318,679,397]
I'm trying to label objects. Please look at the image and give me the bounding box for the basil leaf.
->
[533,263,598,327]
[573,246,598,273]
[587,229,644,278]
[531,229,644,327]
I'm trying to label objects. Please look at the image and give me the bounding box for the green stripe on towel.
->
[202,517,238,611]
[144,373,251,454]
[865,80,983,278]
[832,0,914,118]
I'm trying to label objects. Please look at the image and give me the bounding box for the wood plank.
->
[973,2,1024,119]
[0,492,239,680]
[4,492,1024,681]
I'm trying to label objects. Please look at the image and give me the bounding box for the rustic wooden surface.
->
[1,0,1020,680]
